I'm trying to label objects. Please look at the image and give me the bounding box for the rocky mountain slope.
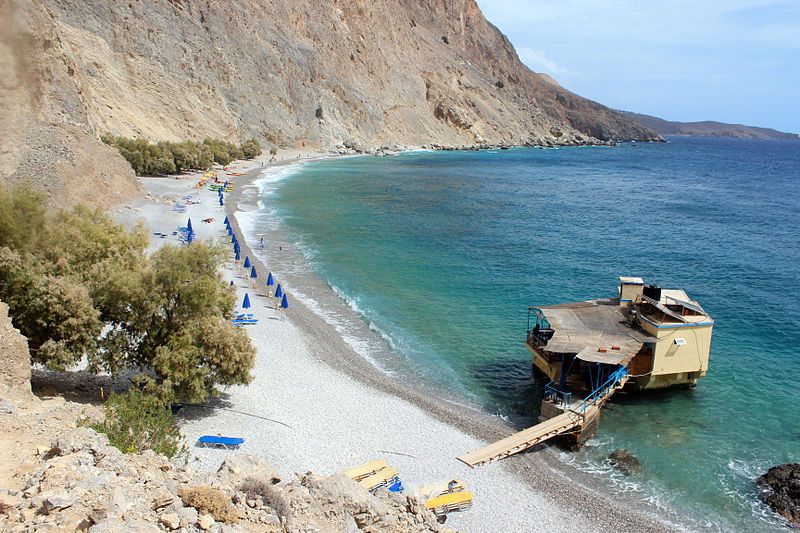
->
[1,0,659,205]
[618,111,798,140]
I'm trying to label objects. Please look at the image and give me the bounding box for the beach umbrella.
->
[242,293,251,309]
[275,283,283,299]
[224,216,229,225]
[267,272,274,287]
[280,293,288,309]
[244,256,251,268]
[250,266,257,279]
[219,196,224,206]
[231,233,236,243]
[234,242,240,254]
[235,250,240,261]
[187,218,193,233]
[227,226,232,236]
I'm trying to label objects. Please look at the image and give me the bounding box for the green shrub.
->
[241,138,261,159]
[91,389,187,459]
[102,135,261,175]
[0,187,255,402]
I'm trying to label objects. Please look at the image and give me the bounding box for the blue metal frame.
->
[576,367,628,415]
[544,382,572,410]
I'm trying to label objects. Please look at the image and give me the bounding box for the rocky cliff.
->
[1,0,659,205]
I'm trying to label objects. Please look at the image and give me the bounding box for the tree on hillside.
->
[0,187,255,402]
[0,185,46,253]
[241,138,261,159]
[124,243,255,402]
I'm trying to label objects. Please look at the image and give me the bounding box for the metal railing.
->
[544,382,572,411]
[575,367,628,415]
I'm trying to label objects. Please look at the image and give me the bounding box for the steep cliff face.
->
[1,0,659,204]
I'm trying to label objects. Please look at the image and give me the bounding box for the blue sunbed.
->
[197,435,245,449]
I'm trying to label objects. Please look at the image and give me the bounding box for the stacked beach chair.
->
[344,460,403,493]
[423,480,473,517]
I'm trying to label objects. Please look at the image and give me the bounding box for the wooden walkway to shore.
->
[457,411,582,467]
[458,370,629,467]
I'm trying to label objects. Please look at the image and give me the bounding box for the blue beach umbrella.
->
[224,216,229,225]
[244,256,251,268]
[187,218,193,233]
[280,293,288,309]
[242,293,251,309]
[219,196,224,206]
[274,284,283,299]
[234,242,240,254]
[267,272,274,287]
[231,233,236,243]
[235,250,240,261]
[227,226,233,236]
[250,266,257,279]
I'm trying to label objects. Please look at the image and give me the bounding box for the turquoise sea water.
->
[262,138,800,531]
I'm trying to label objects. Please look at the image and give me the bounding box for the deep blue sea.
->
[256,137,800,531]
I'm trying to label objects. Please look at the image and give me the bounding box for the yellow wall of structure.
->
[619,282,644,302]
[527,345,561,381]
[650,324,713,376]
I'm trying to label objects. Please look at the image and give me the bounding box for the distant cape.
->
[616,111,799,141]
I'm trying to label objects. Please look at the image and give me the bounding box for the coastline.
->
[117,152,680,532]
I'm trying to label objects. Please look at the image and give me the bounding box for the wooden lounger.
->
[344,459,388,482]
[425,491,474,516]
[357,466,399,492]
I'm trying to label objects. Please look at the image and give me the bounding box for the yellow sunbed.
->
[425,491,474,515]
[357,466,399,492]
[344,459,388,482]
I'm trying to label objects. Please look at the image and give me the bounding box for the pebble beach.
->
[116,154,677,533]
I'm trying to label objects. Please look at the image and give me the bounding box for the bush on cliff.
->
[101,135,261,175]
[91,389,187,458]
[0,186,255,403]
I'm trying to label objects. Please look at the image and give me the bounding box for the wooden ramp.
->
[457,411,581,467]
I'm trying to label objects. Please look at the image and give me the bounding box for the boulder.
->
[217,454,281,486]
[607,449,642,476]
[0,301,35,400]
[41,493,78,513]
[756,463,800,524]
[51,428,109,457]
[198,513,216,530]
[159,512,181,530]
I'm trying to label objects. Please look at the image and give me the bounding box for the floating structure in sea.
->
[458,276,714,467]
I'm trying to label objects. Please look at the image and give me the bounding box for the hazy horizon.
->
[478,0,799,134]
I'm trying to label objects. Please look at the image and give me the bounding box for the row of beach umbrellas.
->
[224,215,288,311]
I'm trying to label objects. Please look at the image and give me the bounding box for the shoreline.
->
[117,151,680,532]
[226,156,681,531]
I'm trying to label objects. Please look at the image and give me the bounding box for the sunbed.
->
[344,459,388,482]
[425,491,474,516]
[196,435,245,450]
[357,466,399,492]
[232,318,258,326]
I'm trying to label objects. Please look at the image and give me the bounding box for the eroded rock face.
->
[0,432,448,533]
[1,0,660,208]
[0,301,34,401]
[756,463,800,525]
